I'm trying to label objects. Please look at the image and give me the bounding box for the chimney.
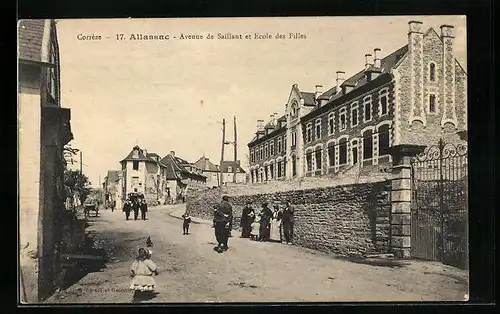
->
[336,71,346,94]
[365,53,373,70]
[315,84,323,101]
[170,150,175,158]
[373,48,381,68]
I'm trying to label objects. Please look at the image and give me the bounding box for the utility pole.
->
[233,116,238,183]
[80,151,83,174]
[219,119,226,192]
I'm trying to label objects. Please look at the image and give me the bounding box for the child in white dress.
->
[130,248,159,293]
[250,215,261,241]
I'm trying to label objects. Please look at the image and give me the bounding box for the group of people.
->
[123,193,149,221]
[240,200,295,244]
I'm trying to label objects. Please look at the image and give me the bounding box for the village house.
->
[248,20,467,183]
[220,160,247,184]
[119,145,166,206]
[18,19,75,302]
[103,170,124,209]
[160,151,207,204]
[193,156,220,188]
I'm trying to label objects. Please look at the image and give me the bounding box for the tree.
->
[64,170,92,206]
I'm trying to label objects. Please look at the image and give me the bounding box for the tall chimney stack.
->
[365,53,374,70]
[373,48,381,68]
[336,71,346,94]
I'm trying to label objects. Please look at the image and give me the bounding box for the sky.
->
[55,16,466,187]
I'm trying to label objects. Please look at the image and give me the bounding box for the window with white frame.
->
[306,123,313,143]
[283,134,287,151]
[363,130,373,160]
[328,112,335,135]
[315,148,322,170]
[363,96,372,122]
[291,131,297,147]
[339,107,347,131]
[378,125,390,156]
[315,119,321,140]
[328,143,335,167]
[351,103,359,127]
[339,139,348,165]
[259,146,263,160]
[351,140,359,164]
[277,137,282,153]
[270,141,275,156]
[306,151,313,171]
[264,143,269,158]
[379,88,389,116]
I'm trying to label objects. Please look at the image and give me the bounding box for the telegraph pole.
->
[233,116,238,183]
[80,151,83,174]
[219,119,226,192]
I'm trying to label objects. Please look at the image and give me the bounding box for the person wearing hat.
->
[213,195,233,252]
[240,201,255,238]
[258,201,273,242]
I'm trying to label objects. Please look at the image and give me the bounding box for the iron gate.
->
[410,139,468,269]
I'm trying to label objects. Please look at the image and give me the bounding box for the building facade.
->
[220,160,247,184]
[18,19,73,302]
[248,20,467,184]
[103,170,124,209]
[193,156,220,188]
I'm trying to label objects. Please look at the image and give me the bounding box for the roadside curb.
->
[169,209,212,225]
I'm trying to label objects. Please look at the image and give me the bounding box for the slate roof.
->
[120,146,157,163]
[220,161,246,174]
[193,156,219,172]
[317,86,339,101]
[160,154,206,181]
[18,19,46,62]
[301,92,317,106]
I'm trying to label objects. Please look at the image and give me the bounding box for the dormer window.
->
[132,150,139,158]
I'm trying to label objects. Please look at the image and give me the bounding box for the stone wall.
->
[187,180,392,257]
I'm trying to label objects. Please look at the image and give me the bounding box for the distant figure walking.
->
[182,212,192,235]
[240,201,255,238]
[213,195,233,253]
[282,201,295,244]
[123,199,132,220]
[111,200,116,212]
[140,199,148,220]
[133,199,140,220]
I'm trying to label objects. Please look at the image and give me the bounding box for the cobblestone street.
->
[47,205,468,303]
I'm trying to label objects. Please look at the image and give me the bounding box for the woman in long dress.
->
[269,207,283,242]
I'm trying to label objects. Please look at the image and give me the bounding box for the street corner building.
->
[116,146,206,206]
[18,19,74,302]
[247,20,467,184]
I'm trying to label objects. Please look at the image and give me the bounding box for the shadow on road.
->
[332,256,411,268]
[131,291,159,303]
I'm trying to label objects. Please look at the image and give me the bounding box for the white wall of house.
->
[221,172,247,184]
[125,160,146,195]
[18,91,41,250]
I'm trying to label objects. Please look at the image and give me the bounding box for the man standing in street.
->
[214,195,233,253]
[282,201,295,244]
[240,201,255,238]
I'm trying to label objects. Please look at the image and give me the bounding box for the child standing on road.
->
[130,248,159,295]
[181,212,192,235]
[250,215,261,241]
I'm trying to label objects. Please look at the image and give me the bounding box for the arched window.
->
[339,107,347,131]
[328,142,336,167]
[315,119,322,140]
[378,125,390,156]
[363,130,373,160]
[315,147,322,170]
[429,63,436,82]
[339,139,348,165]
[363,96,372,122]
[352,140,359,164]
[306,151,313,172]
[328,113,335,134]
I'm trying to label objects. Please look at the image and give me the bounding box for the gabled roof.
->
[120,145,157,163]
[318,86,339,101]
[220,161,246,174]
[160,154,206,181]
[18,19,46,62]
[193,156,219,172]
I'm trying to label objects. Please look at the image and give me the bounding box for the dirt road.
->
[47,204,468,303]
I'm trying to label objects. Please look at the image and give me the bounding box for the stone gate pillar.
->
[388,144,425,258]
